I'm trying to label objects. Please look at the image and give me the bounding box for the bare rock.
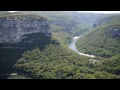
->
[0,15,51,43]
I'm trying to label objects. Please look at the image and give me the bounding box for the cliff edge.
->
[0,14,51,43]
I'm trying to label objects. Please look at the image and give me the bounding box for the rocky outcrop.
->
[109,28,120,38]
[0,15,51,43]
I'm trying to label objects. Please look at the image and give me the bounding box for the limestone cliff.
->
[0,15,51,43]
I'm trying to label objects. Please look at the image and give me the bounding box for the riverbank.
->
[69,35,95,58]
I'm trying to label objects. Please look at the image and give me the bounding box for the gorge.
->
[0,11,120,79]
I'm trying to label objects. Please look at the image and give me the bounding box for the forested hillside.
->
[14,46,120,79]
[76,14,120,58]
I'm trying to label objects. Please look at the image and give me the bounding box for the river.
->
[69,35,95,58]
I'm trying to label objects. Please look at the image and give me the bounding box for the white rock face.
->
[0,15,50,43]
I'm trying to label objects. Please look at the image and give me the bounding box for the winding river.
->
[69,35,95,58]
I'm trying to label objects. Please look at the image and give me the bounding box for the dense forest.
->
[14,39,120,79]
[0,11,120,79]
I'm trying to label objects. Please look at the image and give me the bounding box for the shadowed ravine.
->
[69,35,95,58]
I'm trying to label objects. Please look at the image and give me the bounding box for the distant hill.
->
[19,11,98,45]
[76,14,120,58]
[93,14,120,27]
